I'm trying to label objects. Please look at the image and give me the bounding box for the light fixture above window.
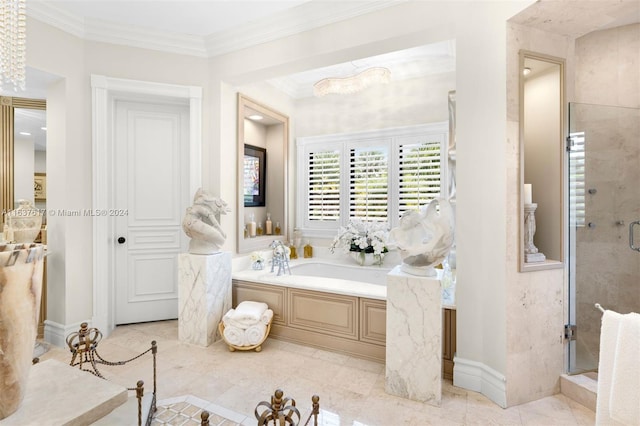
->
[0,0,27,92]
[313,67,391,97]
[523,67,531,76]
[248,114,263,121]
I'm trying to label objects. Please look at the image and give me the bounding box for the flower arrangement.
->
[250,251,265,263]
[250,251,265,270]
[329,219,389,265]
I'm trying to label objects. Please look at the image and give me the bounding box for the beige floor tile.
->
[518,395,584,426]
[41,320,595,426]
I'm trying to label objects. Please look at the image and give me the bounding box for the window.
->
[349,147,388,221]
[308,150,340,221]
[297,123,448,237]
[568,131,585,227]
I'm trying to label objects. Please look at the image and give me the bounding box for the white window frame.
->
[296,123,448,238]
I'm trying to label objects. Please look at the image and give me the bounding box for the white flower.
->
[250,251,264,263]
[329,219,389,256]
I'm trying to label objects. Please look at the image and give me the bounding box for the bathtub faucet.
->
[270,240,291,276]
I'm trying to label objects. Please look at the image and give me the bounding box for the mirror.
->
[519,51,565,271]
[1,97,47,238]
[237,93,289,253]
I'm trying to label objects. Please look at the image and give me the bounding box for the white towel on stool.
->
[222,324,247,347]
[596,310,625,426]
[610,312,640,425]
[261,309,274,325]
[223,301,268,329]
[245,323,267,346]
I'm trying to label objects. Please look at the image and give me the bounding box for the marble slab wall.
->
[385,266,442,406]
[178,252,232,346]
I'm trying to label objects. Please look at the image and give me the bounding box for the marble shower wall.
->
[572,23,640,370]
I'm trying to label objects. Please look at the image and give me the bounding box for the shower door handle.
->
[629,221,640,252]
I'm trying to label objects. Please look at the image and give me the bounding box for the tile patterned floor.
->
[39,320,595,425]
[153,395,245,425]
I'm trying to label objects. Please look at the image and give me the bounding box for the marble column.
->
[178,252,232,346]
[385,266,442,406]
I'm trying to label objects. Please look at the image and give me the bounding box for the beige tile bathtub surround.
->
[36,320,594,425]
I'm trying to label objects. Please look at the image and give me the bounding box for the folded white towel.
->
[222,324,247,347]
[596,310,625,426]
[223,301,269,329]
[245,323,267,346]
[610,312,640,425]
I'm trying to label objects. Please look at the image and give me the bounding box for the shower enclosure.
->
[567,102,640,374]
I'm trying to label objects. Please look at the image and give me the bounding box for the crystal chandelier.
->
[0,0,27,92]
[313,67,390,97]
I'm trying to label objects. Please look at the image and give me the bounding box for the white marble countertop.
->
[232,257,456,308]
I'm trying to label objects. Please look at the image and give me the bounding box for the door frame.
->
[91,75,202,336]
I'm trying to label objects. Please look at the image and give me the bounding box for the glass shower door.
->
[567,102,640,374]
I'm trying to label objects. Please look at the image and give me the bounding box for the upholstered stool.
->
[219,301,273,352]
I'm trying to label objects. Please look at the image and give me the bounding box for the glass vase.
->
[350,251,383,266]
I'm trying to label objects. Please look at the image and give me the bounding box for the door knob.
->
[117,237,126,244]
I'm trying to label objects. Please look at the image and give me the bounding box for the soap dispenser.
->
[248,213,257,238]
[265,213,273,235]
[303,240,313,258]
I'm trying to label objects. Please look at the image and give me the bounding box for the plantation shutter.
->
[308,150,341,221]
[569,131,585,227]
[349,147,388,222]
[398,141,441,216]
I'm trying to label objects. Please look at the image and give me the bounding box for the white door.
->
[114,99,189,324]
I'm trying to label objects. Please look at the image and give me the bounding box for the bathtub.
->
[231,256,452,364]
[231,258,391,300]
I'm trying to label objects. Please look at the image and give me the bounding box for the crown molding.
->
[27,2,207,57]
[27,1,403,59]
[205,1,405,57]
[27,1,85,38]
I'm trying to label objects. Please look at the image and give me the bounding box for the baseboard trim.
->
[453,356,507,408]
[44,319,90,348]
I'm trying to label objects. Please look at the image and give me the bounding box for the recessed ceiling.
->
[268,40,456,99]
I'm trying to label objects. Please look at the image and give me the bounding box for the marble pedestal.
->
[178,252,232,346]
[385,266,442,406]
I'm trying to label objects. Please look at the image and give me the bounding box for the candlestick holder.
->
[524,203,545,263]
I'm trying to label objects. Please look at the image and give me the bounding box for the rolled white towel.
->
[245,323,267,346]
[261,309,274,325]
[223,324,247,347]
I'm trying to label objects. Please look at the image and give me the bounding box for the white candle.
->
[524,184,532,204]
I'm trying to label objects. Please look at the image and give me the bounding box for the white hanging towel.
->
[609,312,640,426]
[596,310,625,426]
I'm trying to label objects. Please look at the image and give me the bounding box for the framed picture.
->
[243,144,266,207]
[34,173,46,201]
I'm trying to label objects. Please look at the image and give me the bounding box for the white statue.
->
[387,198,455,276]
[182,188,231,255]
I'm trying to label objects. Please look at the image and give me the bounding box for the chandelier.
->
[313,67,391,97]
[0,0,27,92]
